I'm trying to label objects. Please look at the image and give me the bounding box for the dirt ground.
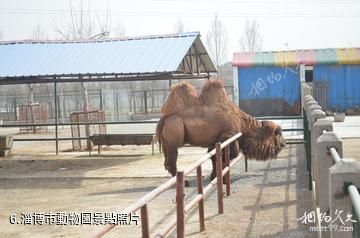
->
[342,138,360,160]
[0,125,359,238]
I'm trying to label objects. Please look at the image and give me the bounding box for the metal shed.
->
[232,48,360,116]
[0,32,216,154]
[0,31,216,84]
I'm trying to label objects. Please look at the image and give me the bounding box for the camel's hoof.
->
[185,180,190,187]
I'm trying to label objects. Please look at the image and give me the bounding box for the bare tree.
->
[53,1,117,150]
[239,18,263,52]
[174,18,185,33]
[54,0,113,113]
[32,24,46,40]
[113,24,125,38]
[55,0,111,41]
[206,14,228,70]
[29,24,49,104]
[31,25,48,98]
[25,24,49,128]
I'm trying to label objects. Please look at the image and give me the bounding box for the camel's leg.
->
[208,145,217,180]
[230,140,240,159]
[166,145,179,177]
[209,133,240,181]
[161,115,185,177]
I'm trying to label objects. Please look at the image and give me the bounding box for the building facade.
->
[232,48,360,116]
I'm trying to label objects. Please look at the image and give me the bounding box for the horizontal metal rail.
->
[285,140,306,145]
[329,147,341,164]
[0,120,157,127]
[155,155,243,238]
[282,128,304,132]
[87,133,242,238]
[348,185,360,222]
[87,176,177,238]
[157,155,242,237]
[13,137,89,142]
[256,115,304,120]
[12,136,302,145]
[0,116,304,128]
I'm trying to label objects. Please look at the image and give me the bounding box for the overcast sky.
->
[0,0,359,61]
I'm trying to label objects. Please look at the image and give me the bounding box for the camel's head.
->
[239,120,286,160]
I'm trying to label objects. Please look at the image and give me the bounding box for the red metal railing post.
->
[196,166,205,231]
[225,145,231,196]
[140,204,150,238]
[215,142,224,214]
[176,171,185,238]
[86,133,242,238]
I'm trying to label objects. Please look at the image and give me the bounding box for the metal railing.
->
[0,115,305,156]
[330,147,342,164]
[348,185,360,238]
[329,148,360,238]
[86,133,242,238]
[0,120,157,154]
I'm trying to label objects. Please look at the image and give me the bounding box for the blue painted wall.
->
[313,65,360,112]
[238,66,300,116]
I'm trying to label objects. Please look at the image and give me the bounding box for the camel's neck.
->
[239,111,261,133]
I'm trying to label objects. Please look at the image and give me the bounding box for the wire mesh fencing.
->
[0,85,234,124]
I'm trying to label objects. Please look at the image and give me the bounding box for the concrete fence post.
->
[306,100,319,112]
[304,99,315,109]
[304,99,317,128]
[308,109,326,208]
[310,109,326,127]
[305,100,319,127]
[304,97,314,104]
[302,83,313,113]
[329,159,360,238]
[303,83,313,97]
[309,104,322,112]
[304,94,314,101]
[313,120,334,208]
[315,133,341,233]
[304,94,314,102]
[309,110,326,173]
[303,97,316,190]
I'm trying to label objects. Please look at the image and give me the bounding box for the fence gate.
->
[70,110,106,151]
[313,80,329,111]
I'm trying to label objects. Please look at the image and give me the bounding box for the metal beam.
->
[189,46,193,74]
[192,38,213,74]
[54,81,59,155]
[0,71,214,85]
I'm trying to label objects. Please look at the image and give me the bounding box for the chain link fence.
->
[0,85,234,123]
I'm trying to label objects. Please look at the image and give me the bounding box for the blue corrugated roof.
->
[0,32,215,78]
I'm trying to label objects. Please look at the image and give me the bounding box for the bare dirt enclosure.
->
[0,122,359,238]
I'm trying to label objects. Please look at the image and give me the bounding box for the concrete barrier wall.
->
[302,82,360,238]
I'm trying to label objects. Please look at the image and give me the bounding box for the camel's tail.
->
[156,115,172,170]
[156,115,167,153]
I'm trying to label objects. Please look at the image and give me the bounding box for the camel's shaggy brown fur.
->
[160,81,201,115]
[239,121,284,161]
[156,79,286,177]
